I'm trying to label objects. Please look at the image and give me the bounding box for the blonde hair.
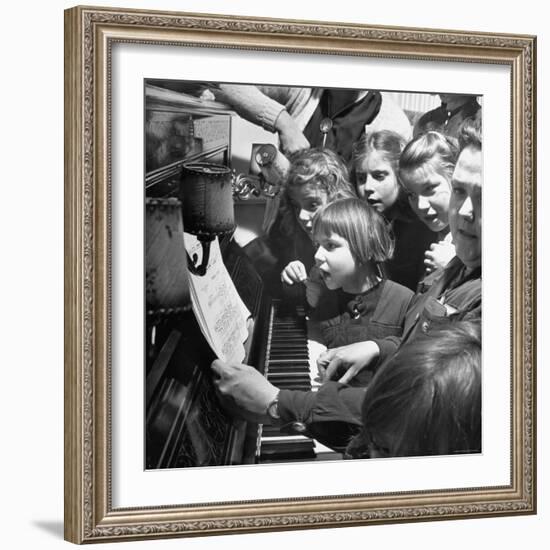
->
[285,148,355,200]
[399,131,458,183]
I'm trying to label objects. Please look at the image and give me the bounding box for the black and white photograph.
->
[144,80,482,469]
[61,4,537,544]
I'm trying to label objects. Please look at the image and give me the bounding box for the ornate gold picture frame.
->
[64,5,536,544]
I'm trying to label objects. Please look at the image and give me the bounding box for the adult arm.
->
[211,359,278,424]
[211,359,366,451]
[209,84,310,154]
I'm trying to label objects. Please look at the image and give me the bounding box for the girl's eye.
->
[407,191,418,200]
[322,240,340,251]
[452,186,466,197]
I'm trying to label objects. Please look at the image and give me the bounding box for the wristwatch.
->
[266,393,281,422]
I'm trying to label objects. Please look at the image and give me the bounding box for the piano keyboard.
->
[257,300,342,463]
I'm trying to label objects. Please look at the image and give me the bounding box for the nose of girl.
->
[358,182,374,201]
[417,195,430,211]
[298,209,313,227]
[314,246,325,265]
[364,175,377,195]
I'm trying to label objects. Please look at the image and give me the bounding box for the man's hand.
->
[275,110,310,155]
[316,341,380,385]
[211,360,279,423]
[281,260,308,285]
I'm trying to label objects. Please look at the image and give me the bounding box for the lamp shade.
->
[180,162,235,237]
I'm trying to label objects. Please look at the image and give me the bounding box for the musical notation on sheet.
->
[184,233,251,364]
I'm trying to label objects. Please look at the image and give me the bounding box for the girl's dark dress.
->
[319,279,413,386]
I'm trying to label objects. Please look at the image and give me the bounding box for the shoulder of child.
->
[383,279,415,301]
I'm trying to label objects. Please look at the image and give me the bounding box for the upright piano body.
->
[145,82,329,470]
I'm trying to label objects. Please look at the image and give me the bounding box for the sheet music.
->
[184,233,251,363]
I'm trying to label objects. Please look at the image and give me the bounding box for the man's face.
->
[449,146,482,270]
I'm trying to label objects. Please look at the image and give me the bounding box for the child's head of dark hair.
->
[354,129,406,163]
[347,320,481,459]
[352,130,407,181]
[350,130,409,214]
[311,197,394,265]
[399,131,459,184]
[285,147,355,200]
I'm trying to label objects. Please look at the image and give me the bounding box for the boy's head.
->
[347,320,481,459]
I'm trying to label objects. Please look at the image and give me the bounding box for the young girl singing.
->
[351,130,437,291]
[277,147,355,286]
[310,198,413,385]
[242,147,354,306]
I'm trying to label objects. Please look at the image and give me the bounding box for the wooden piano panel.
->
[145,238,270,469]
[144,81,338,469]
[145,82,252,469]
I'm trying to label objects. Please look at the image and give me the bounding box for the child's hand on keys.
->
[281,260,307,285]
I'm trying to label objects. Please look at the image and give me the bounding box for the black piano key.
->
[268,352,310,358]
[272,383,311,391]
[267,358,309,364]
[266,366,310,373]
[267,374,311,382]
[268,353,310,358]
[260,425,284,437]
[269,349,307,354]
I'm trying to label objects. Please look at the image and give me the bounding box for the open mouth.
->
[299,220,313,233]
[367,199,383,211]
